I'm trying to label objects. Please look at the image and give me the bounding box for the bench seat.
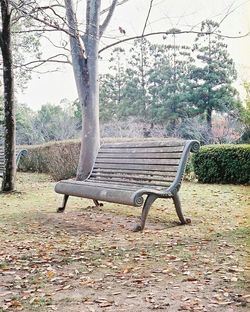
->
[55,139,200,231]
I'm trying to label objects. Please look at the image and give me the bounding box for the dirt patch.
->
[0,173,249,311]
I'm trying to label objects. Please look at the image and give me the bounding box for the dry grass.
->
[0,173,249,312]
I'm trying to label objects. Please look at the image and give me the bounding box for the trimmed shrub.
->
[20,140,80,181]
[193,144,250,184]
[19,138,142,181]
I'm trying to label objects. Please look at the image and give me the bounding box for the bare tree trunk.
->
[206,106,212,140]
[78,0,100,180]
[64,0,117,180]
[0,0,16,192]
[64,0,100,180]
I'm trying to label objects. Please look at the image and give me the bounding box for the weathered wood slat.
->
[92,168,177,177]
[99,146,184,154]
[95,158,180,165]
[97,152,183,159]
[87,178,170,188]
[84,180,166,191]
[90,172,175,183]
[93,163,178,172]
[79,181,141,191]
[102,141,185,148]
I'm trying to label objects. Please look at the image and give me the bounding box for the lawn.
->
[0,172,249,311]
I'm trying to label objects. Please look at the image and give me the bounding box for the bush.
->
[19,138,140,181]
[193,144,250,184]
[20,140,80,181]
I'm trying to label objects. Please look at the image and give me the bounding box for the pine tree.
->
[148,41,195,131]
[191,20,239,138]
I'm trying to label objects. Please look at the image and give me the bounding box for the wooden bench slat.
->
[93,163,178,172]
[102,141,185,148]
[84,180,166,191]
[88,177,170,188]
[99,146,184,154]
[90,172,175,183]
[97,152,183,159]
[95,158,180,165]
[92,168,177,177]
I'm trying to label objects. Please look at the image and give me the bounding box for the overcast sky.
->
[18,0,250,110]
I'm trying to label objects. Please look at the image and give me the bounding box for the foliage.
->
[16,104,39,145]
[98,28,241,141]
[148,43,196,129]
[238,81,250,143]
[16,102,78,145]
[193,144,250,184]
[190,20,240,135]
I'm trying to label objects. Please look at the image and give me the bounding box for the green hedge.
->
[193,144,250,184]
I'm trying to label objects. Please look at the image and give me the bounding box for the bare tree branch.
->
[9,1,71,37]
[15,54,71,70]
[100,0,118,38]
[99,30,250,54]
[142,0,154,36]
[100,0,130,14]
[84,0,91,45]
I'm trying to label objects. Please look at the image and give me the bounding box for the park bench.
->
[55,140,200,231]
[0,146,28,178]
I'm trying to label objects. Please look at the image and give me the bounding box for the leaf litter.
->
[0,173,249,311]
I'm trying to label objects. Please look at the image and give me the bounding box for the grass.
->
[0,172,249,312]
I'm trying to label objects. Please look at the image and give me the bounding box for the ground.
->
[0,173,249,312]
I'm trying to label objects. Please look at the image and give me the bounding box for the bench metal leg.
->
[133,195,157,232]
[173,193,191,224]
[57,195,69,213]
[93,199,103,207]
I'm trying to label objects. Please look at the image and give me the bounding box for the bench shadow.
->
[38,207,180,236]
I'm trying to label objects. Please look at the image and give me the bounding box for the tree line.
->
[0,20,249,146]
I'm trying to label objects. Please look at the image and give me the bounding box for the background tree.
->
[119,38,152,120]
[0,0,16,191]
[34,103,77,142]
[16,103,38,145]
[239,81,250,143]
[99,47,127,122]
[191,20,239,140]
[148,41,196,132]
[0,0,42,191]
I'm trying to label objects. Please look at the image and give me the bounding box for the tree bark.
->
[0,0,16,192]
[65,0,118,181]
[206,106,212,139]
[78,0,101,180]
[64,0,100,181]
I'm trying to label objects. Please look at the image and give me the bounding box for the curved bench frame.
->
[55,140,200,231]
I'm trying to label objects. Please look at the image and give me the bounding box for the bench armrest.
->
[134,140,200,198]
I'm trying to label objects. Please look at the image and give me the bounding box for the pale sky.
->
[18,0,250,110]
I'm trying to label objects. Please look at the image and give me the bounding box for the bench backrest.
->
[88,140,198,190]
[0,146,28,176]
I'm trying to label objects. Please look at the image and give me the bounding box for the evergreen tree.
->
[99,47,127,121]
[148,41,196,130]
[191,20,239,137]
[119,39,152,120]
